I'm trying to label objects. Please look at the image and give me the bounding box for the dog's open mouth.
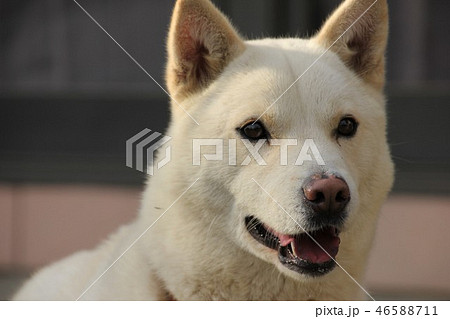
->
[245,216,341,276]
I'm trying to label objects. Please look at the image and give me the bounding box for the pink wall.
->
[0,183,449,295]
[366,195,450,293]
[0,184,139,268]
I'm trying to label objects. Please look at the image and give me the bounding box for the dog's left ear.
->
[315,0,389,90]
[166,0,245,100]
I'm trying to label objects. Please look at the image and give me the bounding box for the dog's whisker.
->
[206,215,220,241]
[392,155,416,164]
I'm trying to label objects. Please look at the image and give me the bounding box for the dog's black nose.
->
[303,175,350,215]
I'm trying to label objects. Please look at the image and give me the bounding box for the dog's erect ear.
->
[315,0,389,90]
[166,0,245,99]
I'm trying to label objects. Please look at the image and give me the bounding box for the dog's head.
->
[163,0,394,280]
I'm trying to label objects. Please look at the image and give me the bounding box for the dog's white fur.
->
[14,0,393,300]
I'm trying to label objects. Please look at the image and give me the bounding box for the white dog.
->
[14,0,393,300]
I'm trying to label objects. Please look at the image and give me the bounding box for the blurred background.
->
[0,0,449,300]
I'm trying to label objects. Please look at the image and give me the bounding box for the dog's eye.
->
[240,121,268,140]
[337,117,358,138]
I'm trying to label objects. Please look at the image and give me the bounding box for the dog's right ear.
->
[315,0,389,90]
[166,0,245,100]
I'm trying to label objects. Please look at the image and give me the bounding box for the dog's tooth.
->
[291,242,297,257]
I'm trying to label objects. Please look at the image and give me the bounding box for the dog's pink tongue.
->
[293,231,340,264]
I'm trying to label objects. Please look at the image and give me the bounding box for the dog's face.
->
[164,0,393,281]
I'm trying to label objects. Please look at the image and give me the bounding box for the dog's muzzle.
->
[245,174,350,276]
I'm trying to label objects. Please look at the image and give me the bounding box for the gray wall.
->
[1,0,449,193]
[2,0,449,91]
